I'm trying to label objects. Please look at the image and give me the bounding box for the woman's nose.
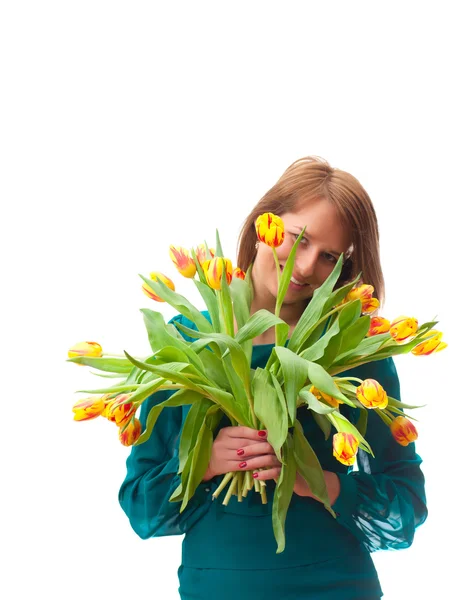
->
[294,250,319,280]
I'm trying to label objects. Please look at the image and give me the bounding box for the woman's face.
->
[251,198,352,320]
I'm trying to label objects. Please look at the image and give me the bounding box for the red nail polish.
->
[258,430,267,438]
[237,449,245,456]
[253,472,259,479]
[239,461,247,468]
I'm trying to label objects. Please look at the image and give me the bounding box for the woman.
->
[119,156,427,599]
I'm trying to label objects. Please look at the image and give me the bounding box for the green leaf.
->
[298,390,336,414]
[178,398,214,473]
[140,274,213,334]
[312,412,332,440]
[327,411,372,455]
[252,368,288,459]
[272,435,297,554]
[274,346,310,425]
[67,356,133,373]
[336,315,371,358]
[356,408,368,437]
[199,384,248,424]
[229,277,253,364]
[276,228,306,312]
[215,229,224,258]
[306,360,351,404]
[293,420,334,515]
[300,318,341,363]
[198,348,231,391]
[235,309,287,346]
[288,254,345,353]
[192,280,221,331]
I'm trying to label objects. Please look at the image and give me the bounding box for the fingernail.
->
[258,430,267,438]
[253,472,259,479]
[237,449,245,456]
[239,461,247,468]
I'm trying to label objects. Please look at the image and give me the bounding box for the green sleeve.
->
[118,313,218,539]
[332,357,428,552]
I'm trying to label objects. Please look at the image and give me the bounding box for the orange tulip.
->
[390,416,418,446]
[119,417,142,446]
[310,385,341,408]
[108,394,137,427]
[333,432,359,466]
[412,330,447,356]
[68,341,103,359]
[390,316,419,342]
[72,396,105,421]
[367,316,391,337]
[202,257,233,290]
[169,246,197,278]
[195,244,215,266]
[232,267,246,280]
[142,272,175,302]
[356,379,388,409]
[255,213,285,248]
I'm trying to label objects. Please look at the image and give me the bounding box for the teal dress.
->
[119,314,427,599]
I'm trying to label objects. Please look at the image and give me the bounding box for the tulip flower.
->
[101,394,119,422]
[345,284,379,314]
[333,432,359,466]
[108,394,136,427]
[119,417,142,446]
[390,416,418,446]
[255,213,285,248]
[195,244,215,266]
[412,330,447,356]
[68,341,103,359]
[232,267,246,280]
[310,385,341,408]
[367,316,391,337]
[142,272,175,302]
[202,257,233,290]
[390,316,419,342]
[356,379,388,409]
[169,246,197,278]
[72,396,105,421]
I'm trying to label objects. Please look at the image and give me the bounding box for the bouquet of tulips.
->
[68,213,446,553]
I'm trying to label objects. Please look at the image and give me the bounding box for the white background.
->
[1,2,462,598]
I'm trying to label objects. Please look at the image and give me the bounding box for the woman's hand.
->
[202,427,281,482]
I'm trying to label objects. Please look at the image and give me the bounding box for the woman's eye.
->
[324,253,337,263]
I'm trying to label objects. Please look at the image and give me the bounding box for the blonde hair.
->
[237,156,385,305]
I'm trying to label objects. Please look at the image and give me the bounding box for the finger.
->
[235,454,281,471]
[225,426,267,441]
[235,442,275,458]
[254,467,281,481]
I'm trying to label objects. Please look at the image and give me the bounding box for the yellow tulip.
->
[412,330,447,356]
[68,341,103,359]
[356,379,388,409]
[333,432,359,466]
[202,257,233,290]
[390,416,418,446]
[389,316,419,342]
[72,396,105,421]
[119,417,142,446]
[345,284,379,314]
[169,245,197,278]
[367,316,391,337]
[310,385,341,408]
[361,297,380,315]
[255,213,285,248]
[195,244,215,266]
[232,267,246,280]
[142,272,175,302]
[108,394,136,427]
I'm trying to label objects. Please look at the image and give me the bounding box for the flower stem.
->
[222,474,238,505]
[212,472,234,500]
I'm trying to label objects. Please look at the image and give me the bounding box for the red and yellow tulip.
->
[108,394,137,428]
[367,316,391,337]
[72,396,105,421]
[345,284,379,314]
[390,416,418,446]
[202,257,233,290]
[310,385,341,408]
[169,245,197,278]
[255,213,285,248]
[195,244,215,266]
[232,267,246,280]
[119,417,142,446]
[356,379,388,409]
[68,341,103,359]
[333,432,359,466]
[389,316,419,342]
[412,330,447,356]
[142,272,175,302]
